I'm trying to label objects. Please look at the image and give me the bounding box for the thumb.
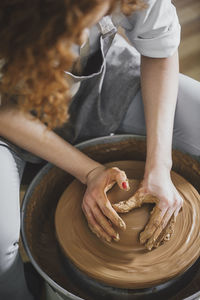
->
[112,190,143,213]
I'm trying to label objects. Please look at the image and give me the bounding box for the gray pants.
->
[0,73,199,300]
[0,145,33,300]
[118,74,200,157]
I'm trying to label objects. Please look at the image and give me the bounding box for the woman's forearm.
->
[0,105,101,183]
[141,51,179,173]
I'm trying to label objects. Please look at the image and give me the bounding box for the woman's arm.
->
[0,104,100,184]
[141,51,178,172]
[0,104,127,241]
[139,50,183,247]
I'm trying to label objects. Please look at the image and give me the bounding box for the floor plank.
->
[173,0,200,80]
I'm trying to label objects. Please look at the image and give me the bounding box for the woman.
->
[0,0,199,299]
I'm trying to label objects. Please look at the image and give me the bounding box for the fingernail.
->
[106,237,112,243]
[122,181,127,189]
[140,237,145,244]
[139,233,146,244]
[113,233,120,242]
[120,220,126,230]
[146,244,153,251]
[164,234,171,241]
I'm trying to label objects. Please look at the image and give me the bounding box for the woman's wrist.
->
[85,164,106,185]
[145,145,172,171]
[144,155,172,179]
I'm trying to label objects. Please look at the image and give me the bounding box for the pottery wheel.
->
[55,161,200,289]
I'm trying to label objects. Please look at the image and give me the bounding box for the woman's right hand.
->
[82,165,130,243]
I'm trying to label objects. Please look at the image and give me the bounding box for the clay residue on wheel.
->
[55,160,200,289]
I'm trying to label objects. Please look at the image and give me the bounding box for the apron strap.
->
[66,16,117,83]
[79,38,90,72]
[79,16,116,73]
[98,16,117,36]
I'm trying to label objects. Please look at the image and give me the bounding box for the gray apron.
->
[57,16,141,144]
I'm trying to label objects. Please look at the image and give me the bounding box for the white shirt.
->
[112,0,181,58]
[68,0,180,97]
[80,0,181,60]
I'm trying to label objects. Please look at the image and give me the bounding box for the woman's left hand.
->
[82,165,129,243]
[113,166,183,250]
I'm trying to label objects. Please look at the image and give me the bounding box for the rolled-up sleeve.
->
[112,0,181,58]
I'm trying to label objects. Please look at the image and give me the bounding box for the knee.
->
[0,193,20,274]
[0,145,21,274]
[0,237,19,275]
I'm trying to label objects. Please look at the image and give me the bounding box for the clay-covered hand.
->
[113,169,183,250]
[82,165,130,243]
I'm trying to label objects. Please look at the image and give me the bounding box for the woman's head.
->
[0,0,144,128]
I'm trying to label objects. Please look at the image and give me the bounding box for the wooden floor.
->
[173,0,200,81]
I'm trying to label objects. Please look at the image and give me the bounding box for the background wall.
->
[174,0,200,81]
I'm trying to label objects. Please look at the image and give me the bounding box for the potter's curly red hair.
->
[0,0,144,128]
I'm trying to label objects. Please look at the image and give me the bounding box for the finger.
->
[145,208,174,251]
[140,206,167,245]
[82,205,112,242]
[99,198,126,230]
[109,167,130,191]
[174,204,182,218]
[142,193,159,204]
[154,197,183,247]
[112,189,159,213]
[154,214,176,248]
[112,191,142,213]
[92,205,120,241]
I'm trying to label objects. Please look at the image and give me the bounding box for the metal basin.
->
[21,135,200,300]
